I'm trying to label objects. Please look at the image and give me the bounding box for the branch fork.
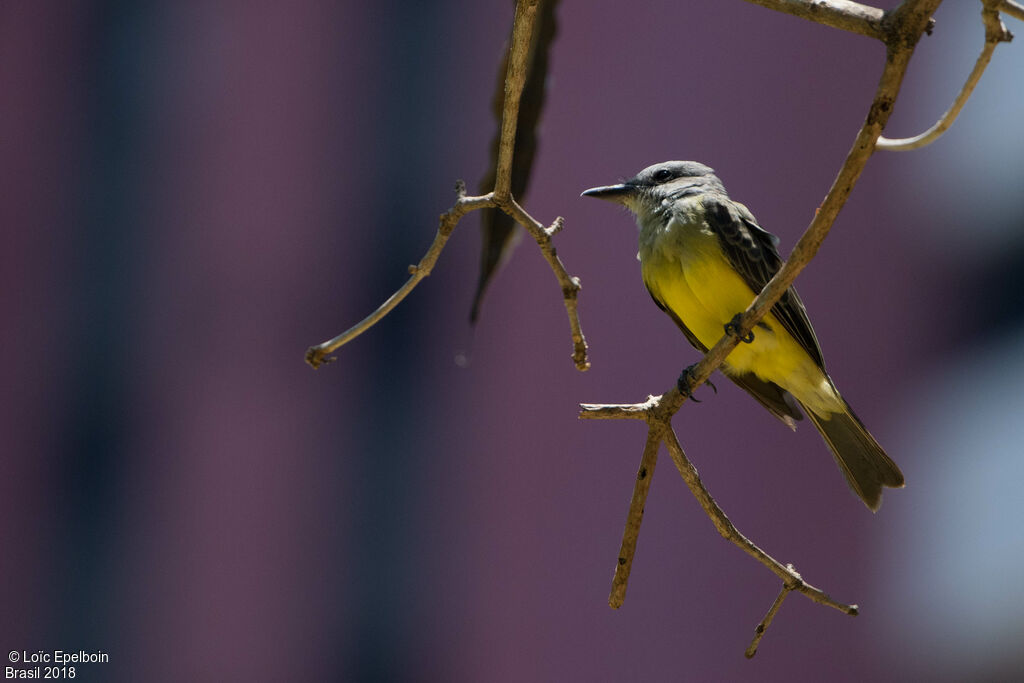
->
[582,392,858,655]
[305,185,587,370]
[305,0,588,371]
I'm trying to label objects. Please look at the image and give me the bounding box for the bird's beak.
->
[581,183,632,203]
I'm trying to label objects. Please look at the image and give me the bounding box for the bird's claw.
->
[725,314,754,343]
[677,364,715,402]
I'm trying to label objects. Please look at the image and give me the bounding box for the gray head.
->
[581,160,724,216]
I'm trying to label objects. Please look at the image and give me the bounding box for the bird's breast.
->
[639,215,757,346]
[638,216,804,383]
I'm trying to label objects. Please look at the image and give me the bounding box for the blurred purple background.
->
[3,1,1023,681]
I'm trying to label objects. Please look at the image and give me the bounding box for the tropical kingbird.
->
[582,160,904,511]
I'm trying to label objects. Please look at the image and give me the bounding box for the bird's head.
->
[581,160,724,219]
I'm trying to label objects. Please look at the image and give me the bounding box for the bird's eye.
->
[653,169,674,182]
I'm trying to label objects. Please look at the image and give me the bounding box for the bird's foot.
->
[724,314,754,343]
[677,364,717,402]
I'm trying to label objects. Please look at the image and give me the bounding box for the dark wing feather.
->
[699,196,825,371]
[646,288,802,428]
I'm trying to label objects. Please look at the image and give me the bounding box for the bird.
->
[582,160,904,511]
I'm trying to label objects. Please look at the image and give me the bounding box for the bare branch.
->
[498,195,589,370]
[740,0,887,40]
[471,0,558,323]
[1002,0,1024,23]
[878,1,1013,151]
[661,430,857,616]
[609,429,662,609]
[579,397,658,420]
[495,0,540,201]
[746,583,795,658]
[305,188,495,368]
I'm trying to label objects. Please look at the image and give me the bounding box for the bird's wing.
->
[646,287,802,428]
[698,195,826,371]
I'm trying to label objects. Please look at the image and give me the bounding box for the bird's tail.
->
[803,398,904,511]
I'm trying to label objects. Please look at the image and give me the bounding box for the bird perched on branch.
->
[582,160,904,511]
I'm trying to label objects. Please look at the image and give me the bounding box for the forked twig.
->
[661,430,857,618]
[878,0,1013,151]
[305,0,589,371]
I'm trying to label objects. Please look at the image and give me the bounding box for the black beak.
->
[580,183,632,202]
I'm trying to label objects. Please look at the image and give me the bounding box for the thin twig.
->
[662,430,858,616]
[609,428,662,609]
[740,0,887,41]
[305,188,494,368]
[1002,0,1024,23]
[499,196,589,370]
[495,0,540,201]
[746,583,795,658]
[878,1,1013,151]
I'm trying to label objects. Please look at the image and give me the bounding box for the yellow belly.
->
[640,219,840,415]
